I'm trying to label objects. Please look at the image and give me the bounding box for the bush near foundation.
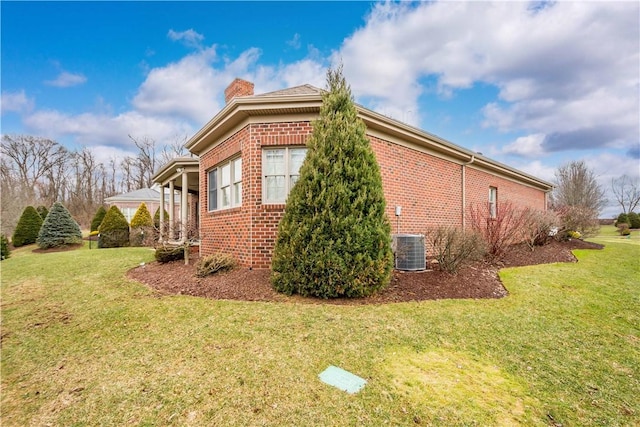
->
[155,246,184,263]
[195,252,237,277]
[130,203,153,247]
[426,226,485,274]
[12,206,43,247]
[37,202,82,249]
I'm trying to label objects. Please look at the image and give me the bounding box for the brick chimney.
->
[224,78,254,103]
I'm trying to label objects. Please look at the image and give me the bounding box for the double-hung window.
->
[263,147,307,203]
[489,186,498,218]
[208,157,242,211]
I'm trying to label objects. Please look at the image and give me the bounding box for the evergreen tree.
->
[12,206,43,247]
[271,66,394,298]
[36,205,49,220]
[1,234,10,260]
[130,202,153,246]
[153,207,169,228]
[627,212,640,229]
[37,202,82,249]
[98,206,130,248]
[90,206,107,232]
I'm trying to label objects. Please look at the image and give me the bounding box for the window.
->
[208,157,242,211]
[489,186,498,218]
[263,147,307,203]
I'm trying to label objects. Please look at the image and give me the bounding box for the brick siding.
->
[198,120,547,269]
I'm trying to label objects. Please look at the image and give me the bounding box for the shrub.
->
[555,205,600,238]
[90,206,107,232]
[12,206,43,247]
[37,202,83,249]
[426,226,485,274]
[195,252,237,277]
[566,230,582,239]
[615,213,629,228]
[627,212,640,229]
[617,223,631,236]
[98,206,130,248]
[521,209,560,250]
[153,207,169,228]
[36,205,49,220]
[1,234,11,260]
[130,203,154,247]
[467,200,528,261]
[271,67,393,298]
[155,246,184,263]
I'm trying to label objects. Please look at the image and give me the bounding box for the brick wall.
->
[198,119,548,269]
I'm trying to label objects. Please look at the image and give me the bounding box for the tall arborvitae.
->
[12,206,43,247]
[271,66,393,298]
[98,206,130,248]
[36,205,49,221]
[90,206,107,232]
[130,202,153,246]
[37,202,82,249]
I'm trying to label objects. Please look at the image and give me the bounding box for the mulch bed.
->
[127,239,603,305]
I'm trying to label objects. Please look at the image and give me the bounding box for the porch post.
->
[169,180,175,240]
[159,184,165,242]
[181,170,189,243]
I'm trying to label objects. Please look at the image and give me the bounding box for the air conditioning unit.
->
[393,234,426,271]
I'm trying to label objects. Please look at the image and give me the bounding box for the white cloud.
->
[168,29,205,49]
[503,133,546,158]
[45,71,87,87]
[1,90,34,114]
[334,1,639,156]
[287,33,301,50]
[23,109,193,150]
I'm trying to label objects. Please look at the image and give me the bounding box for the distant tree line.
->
[1,134,188,236]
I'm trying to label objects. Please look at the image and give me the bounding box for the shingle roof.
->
[255,84,323,97]
[105,188,160,203]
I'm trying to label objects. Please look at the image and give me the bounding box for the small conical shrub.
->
[153,207,169,228]
[130,202,153,246]
[36,205,49,220]
[1,234,10,260]
[98,206,130,248]
[12,206,43,247]
[90,206,107,232]
[37,202,82,249]
[271,66,394,298]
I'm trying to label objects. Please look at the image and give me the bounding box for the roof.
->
[254,84,323,97]
[105,188,161,203]
[184,83,554,192]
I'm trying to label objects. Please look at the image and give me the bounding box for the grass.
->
[1,228,638,426]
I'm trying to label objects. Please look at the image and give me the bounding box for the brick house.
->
[154,78,553,268]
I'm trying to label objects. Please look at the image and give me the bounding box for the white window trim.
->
[489,186,498,218]
[262,147,307,204]
[207,156,242,212]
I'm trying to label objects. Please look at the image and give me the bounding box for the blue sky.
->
[1,1,639,217]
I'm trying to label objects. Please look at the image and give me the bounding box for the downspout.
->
[462,155,475,231]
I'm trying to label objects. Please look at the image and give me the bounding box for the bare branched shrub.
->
[195,252,237,277]
[426,226,485,274]
[521,209,560,250]
[554,205,600,238]
[468,201,528,261]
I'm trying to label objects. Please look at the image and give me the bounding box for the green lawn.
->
[1,230,638,426]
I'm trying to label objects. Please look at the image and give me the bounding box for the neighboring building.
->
[154,78,553,268]
[104,186,192,237]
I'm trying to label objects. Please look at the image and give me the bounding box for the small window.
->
[489,186,498,218]
[208,168,217,211]
[263,147,307,203]
[208,157,242,211]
